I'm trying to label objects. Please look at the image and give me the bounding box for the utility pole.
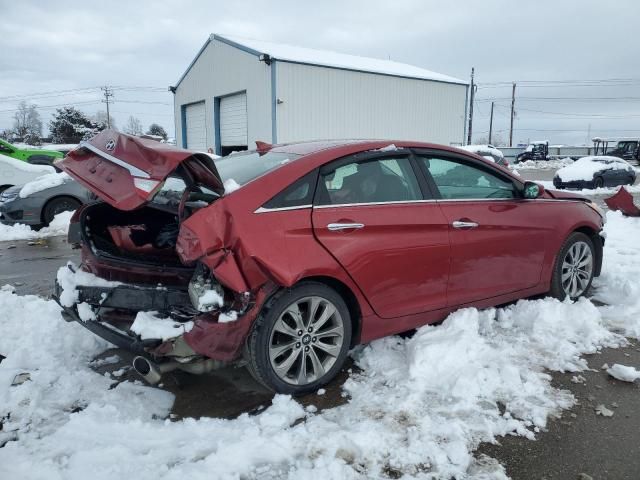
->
[101,86,114,129]
[488,101,494,145]
[509,82,516,147]
[467,67,476,145]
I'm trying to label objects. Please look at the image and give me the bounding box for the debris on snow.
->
[571,375,587,384]
[595,404,614,417]
[11,372,31,386]
[606,363,640,382]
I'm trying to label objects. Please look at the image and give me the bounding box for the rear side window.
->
[215,151,301,186]
[262,171,317,209]
[420,157,516,200]
[316,156,422,205]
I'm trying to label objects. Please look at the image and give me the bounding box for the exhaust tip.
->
[132,356,161,384]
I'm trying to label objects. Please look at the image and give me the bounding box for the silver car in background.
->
[0,173,93,227]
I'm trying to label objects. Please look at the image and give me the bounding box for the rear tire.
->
[245,282,352,395]
[42,196,81,226]
[549,232,595,301]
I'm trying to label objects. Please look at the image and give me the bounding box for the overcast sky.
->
[1,0,639,145]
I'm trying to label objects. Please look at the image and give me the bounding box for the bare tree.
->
[13,101,42,143]
[93,110,117,130]
[124,116,143,135]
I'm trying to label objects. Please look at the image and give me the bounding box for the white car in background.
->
[0,153,55,194]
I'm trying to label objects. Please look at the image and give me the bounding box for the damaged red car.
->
[54,130,606,394]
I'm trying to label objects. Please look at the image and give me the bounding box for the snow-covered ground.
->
[0,211,73,242]
[1,211,640,479]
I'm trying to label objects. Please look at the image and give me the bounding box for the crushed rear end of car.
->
[51,130,275,383]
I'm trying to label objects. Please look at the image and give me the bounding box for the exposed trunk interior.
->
[83,202,186,267]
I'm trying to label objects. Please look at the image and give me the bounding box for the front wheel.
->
[246,282,352,395]
[549,232,595,301]
[42,196,81,226]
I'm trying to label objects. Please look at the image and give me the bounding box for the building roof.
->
[174,34,468,88]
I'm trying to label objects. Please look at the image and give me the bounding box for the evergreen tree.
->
[146,123,168,140]
[49,107,106,143]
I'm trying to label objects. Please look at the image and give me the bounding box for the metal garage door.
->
[185,102,207,151]
[220,93,247,147]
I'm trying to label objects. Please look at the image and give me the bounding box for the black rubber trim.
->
[76,283,191,312]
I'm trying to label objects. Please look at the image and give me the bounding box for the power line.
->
[101,86,114,128]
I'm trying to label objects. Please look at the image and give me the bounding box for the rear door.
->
[415,151,549,307]
[311,151,450,319]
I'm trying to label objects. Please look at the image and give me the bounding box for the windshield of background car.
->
[214,151,302,186]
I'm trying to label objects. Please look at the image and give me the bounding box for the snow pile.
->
[0,153,54,174]
[19,172,70,198]
[0,290,623,479]
[130,311,194,341]
[592,211,640,337]
[606,364,640,382]
[515,157,574,170]
[0,210,74,242]
[374,144,398,152]
[0,289,174,453]
[556,156,633,182]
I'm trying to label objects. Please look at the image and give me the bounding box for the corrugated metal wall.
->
[275,62,467,145]
[174,40,272,151]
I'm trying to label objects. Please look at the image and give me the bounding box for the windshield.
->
[214,151,301,186]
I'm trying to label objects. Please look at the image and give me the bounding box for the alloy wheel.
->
[268,296,344,385]
[561,241,593,298]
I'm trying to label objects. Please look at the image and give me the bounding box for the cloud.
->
[0,0,639,144]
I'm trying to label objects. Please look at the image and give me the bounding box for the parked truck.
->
[592,137,640,163]
[514,141,550,163]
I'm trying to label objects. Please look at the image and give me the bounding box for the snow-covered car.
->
[458,145,508,167]
[0,172,93,227]
[0,153,55,194]
[553,156,636,190]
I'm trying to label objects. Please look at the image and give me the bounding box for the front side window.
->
[421,157,516,200]
[317,156,421,205]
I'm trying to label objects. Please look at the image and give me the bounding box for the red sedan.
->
[55,131,605,394]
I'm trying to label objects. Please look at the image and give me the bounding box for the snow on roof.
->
[207,34,467,85]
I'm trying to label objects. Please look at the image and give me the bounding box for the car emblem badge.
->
[105,139,116,151]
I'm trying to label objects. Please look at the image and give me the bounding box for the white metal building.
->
[172,34,469,155]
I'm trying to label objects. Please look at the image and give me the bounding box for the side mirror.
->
[523,181,544,199]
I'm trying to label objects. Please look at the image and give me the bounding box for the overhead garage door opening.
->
[184,102,207,152]
[219,92,248,156]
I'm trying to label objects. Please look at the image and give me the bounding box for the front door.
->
[416,153,549,307]
[312,153,450,319]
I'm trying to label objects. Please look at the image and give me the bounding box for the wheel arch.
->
[572,225,603,276]
[41,195,83,224]
[295,275,363,346]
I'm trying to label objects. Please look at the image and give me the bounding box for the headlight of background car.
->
[0,191,18,203]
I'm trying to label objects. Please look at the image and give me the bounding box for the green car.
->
[0,139,65,166]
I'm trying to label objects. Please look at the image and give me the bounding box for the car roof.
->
[266,139,467,157]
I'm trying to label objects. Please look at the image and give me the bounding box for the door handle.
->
[327,223,365,231]
[452,220,479,229]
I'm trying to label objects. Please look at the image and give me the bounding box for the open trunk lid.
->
[59,130,224,210]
